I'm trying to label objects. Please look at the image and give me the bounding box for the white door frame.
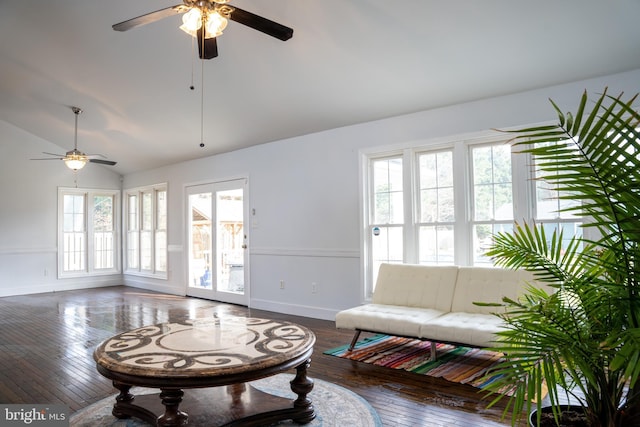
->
[184,177,249,306]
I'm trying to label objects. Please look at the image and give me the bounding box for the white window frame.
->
[57,187,121,278]
[360,129,589,299]
[124,183,168,279]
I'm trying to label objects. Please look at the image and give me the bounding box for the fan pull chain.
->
[200,55,205,148]
[190,36,196,91]
[198,17,205,148]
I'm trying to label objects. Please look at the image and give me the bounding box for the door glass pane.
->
[216,188,244,294]
[189,192,212,290]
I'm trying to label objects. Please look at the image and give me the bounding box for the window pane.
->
[93,195,114,270]
[372,158,403,224]
[63,233,85,271]
[494,183,513,220]
[155,230,167,272]
[420,188,438,222]
[140,191,153,270]
[156,190,167,230]
[142,191,152,230]
[128,195,138,231]
[473,223,513,265]
[155,190,168,273]
[472,144,513,221]
[63,195,84,232]
[141,231,152,270]
[93,195,113,232]
[534,145,581,220]
[63,194,86,272]
[472,146,493,185]
[419,225,454,265]
[127,231,139,269]
[540,221,583,246]
[438,188,454,222]
[474,185,493,221]
[94,232,114,269]
[418,151,455,222]
[370,225,403,290]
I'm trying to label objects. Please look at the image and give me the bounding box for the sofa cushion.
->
[450,267,535,314]
[335,304,446,338]
[372,263,459,311]
[419,312,505,348]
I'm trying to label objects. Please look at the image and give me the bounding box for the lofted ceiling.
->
[1,0,639,175]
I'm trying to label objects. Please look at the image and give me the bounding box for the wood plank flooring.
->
[0,286,526,426]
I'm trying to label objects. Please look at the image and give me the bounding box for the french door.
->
[185,179,248,305]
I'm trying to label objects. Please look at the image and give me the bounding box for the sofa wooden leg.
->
[430,341,437,361]
[348,330,362,351]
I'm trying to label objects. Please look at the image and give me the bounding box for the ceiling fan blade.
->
[228,6,293,41]
[89,159,117,166]
[41,152,64,158]
[113,5,187,32]
[197,29,219,59]
[30,158,63,161]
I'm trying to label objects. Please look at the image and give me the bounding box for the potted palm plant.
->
[479,89,640,427]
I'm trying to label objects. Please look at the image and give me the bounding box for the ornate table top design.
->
[94,316,316,378]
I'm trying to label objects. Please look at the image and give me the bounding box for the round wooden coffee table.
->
[93,316,316,426]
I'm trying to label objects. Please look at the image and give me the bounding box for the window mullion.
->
[86,192,93,274]
[512,147,533,222]
[403,148,416,264]
[454,141,471,265]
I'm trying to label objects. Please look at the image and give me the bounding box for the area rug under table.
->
[324,334,506,390]
[70,374,382,427]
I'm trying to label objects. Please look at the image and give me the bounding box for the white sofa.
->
[335,263,537,359]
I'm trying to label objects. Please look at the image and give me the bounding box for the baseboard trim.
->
[0,278,121,298]
[250,298,338,321]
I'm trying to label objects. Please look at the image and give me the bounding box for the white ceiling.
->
[2,0,639,175]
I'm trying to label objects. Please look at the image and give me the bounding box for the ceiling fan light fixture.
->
[205,11,228,37]
[179,7,228,39]
[179,8,203,36]
[64,153,88,171]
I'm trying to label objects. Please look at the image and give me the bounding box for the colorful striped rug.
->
[324,334,506,390]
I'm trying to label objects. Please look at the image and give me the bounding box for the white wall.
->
[0,120,122,296]
[1,69,638,318]
[122,69,640,320]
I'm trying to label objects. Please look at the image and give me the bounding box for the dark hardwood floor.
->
[0,286,526,426]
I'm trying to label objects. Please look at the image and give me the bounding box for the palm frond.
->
[483,89,640,426]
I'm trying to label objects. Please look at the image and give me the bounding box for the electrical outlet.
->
[311,282,317,293]
[280,280,285,290]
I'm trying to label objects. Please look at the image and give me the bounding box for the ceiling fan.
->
[32,107,117,171]
[112,0,293,60]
